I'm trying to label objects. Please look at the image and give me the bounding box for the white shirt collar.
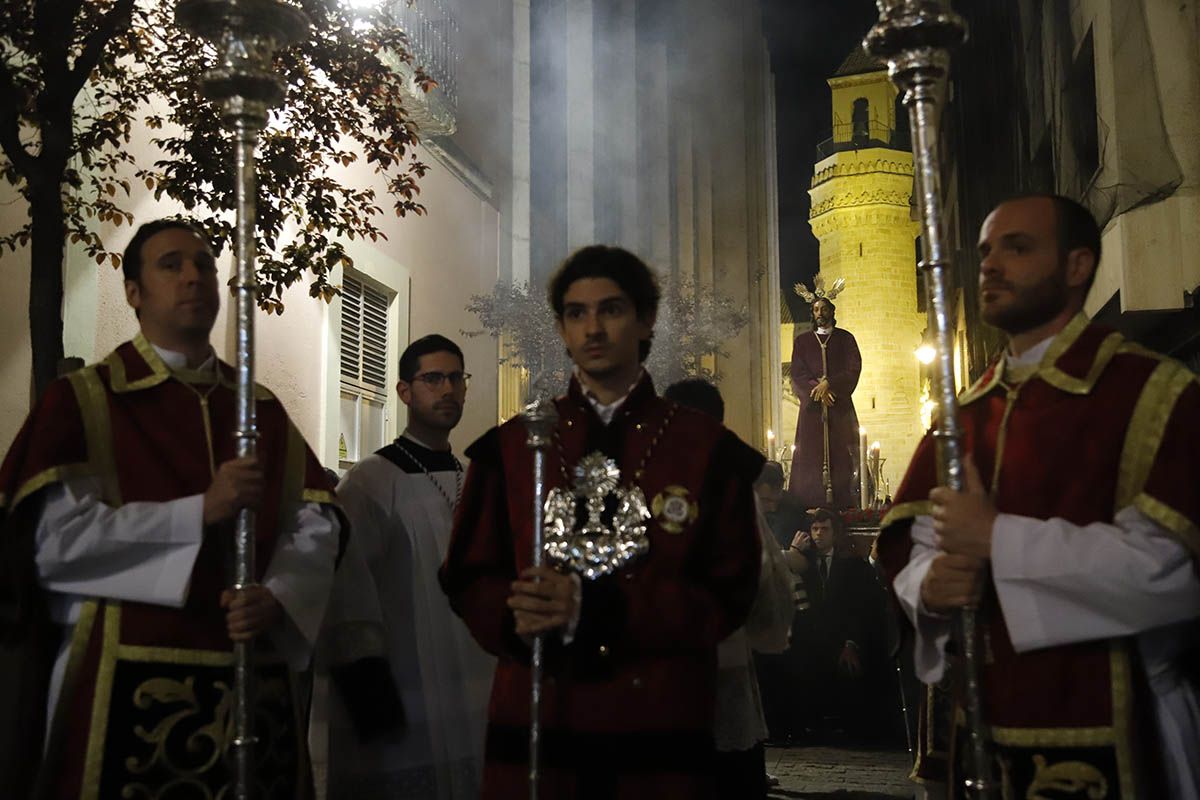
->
[815,326,833,336]
[151,342,216,373]
[1006,334,1055,369]
[575,366,642,426]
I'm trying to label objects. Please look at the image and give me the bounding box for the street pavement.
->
[766,745,915,799]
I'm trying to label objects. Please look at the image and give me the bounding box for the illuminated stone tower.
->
[807,50,924,495]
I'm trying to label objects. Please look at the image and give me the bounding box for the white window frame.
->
[338,271,394,468]
[320,242,411,471]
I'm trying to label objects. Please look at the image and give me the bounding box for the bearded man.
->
[879,194,1200,797]
[315,334,495,800]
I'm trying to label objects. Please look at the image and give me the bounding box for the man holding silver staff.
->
[440,245,765,799]
[878,195,1200,797]
[0,219,343,798]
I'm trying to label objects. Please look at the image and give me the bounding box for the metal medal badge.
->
[544,451,652,579]
[651,485,698,534]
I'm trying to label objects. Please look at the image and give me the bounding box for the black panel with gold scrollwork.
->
[98,658,299,800]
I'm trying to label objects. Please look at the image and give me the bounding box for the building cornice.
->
[812,150,914,188]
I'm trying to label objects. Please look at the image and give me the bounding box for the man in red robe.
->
[878,195,1200,797]
[788,296,862,509]
[440,245,764,799]
[0,219,342,799]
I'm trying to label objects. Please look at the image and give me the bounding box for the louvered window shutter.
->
[339,272,392,465]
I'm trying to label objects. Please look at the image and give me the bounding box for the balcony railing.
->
[382,0,459,136]
[815,120,911,160]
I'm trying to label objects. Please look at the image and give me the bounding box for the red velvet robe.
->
[0,335,337,800]
[788,327,861,509]
[877,314,1200,797]
[440,374,764,800]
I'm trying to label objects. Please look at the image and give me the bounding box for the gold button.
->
[635,423,643,431]
[566,419,574,428]
[599,645,609,656]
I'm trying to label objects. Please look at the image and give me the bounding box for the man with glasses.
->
[314,334,494,800]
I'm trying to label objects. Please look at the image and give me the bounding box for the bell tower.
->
[807,49,925,495]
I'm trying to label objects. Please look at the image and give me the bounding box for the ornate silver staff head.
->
[864,4,995,799]
[522,382,559,452]
[176,0,309,120]
[173,4,309,799]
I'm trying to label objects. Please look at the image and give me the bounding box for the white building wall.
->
[0,7,512,462]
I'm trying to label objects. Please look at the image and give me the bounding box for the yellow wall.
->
[828,70,898,143]
[807,139,924,495]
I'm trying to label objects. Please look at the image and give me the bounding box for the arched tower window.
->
[852,97,870,143]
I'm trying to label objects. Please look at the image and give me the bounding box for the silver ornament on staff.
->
[174,2,309,797]
[521,391,558,800]
[864,2,997,797]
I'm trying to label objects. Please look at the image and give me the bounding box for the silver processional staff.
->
[865,1,998,797]
[521,390,559,800]
[174,1,310,797]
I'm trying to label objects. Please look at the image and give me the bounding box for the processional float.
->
[795,276,846,507]
[174,0,309,797]
[864,1,997,796]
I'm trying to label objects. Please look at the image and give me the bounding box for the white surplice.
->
[312,437,495,800]
[714,506,794,752]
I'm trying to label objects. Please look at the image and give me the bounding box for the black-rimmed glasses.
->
[412,371,471,388]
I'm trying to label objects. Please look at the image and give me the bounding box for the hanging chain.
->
[553,403,679,488]
[393,439,463,511]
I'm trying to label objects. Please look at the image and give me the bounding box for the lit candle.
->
[860,427,869,510]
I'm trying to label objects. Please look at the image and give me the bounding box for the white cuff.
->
[894,549,952,684]
[264,582,314,672]
[990,512,1050,652]
[155,494,206,605]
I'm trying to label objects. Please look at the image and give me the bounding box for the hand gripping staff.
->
[865,2,997,796]
[174,2,309,796]
[521,390,559,800]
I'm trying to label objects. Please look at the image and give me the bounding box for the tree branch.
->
[66,0,134,100]
[0,58,37,181]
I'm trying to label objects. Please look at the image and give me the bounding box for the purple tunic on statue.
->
[788,327,862,510]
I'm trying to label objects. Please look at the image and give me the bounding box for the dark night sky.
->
[761,0,882,321]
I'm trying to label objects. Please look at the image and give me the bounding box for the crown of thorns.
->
[793,275,846,304]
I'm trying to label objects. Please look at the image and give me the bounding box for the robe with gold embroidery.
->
[0,336,339,800]
[878,315,1200,797]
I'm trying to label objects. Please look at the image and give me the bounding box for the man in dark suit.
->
[789,508,886,741]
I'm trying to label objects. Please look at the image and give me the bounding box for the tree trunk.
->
[28,180,66,399]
